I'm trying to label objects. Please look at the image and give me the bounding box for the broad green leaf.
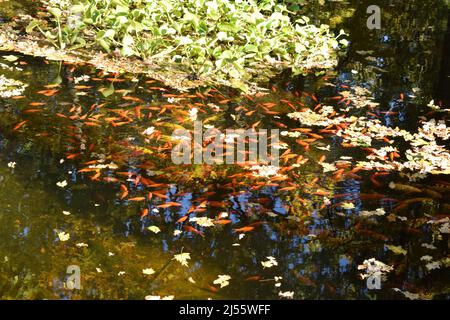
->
[48,7,62,19]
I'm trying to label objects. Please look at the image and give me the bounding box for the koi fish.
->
[234,226,255,233]
[176,215,189,223]
[120,184,128,199]
[214,219,232,225]
[157,202,182,208]
[13,120,27,131]
[184,225,205,237]
[37,89,59,96]
[128,197,146,202]
[140,208,149,218]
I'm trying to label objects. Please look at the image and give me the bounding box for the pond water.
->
[0,0,449,299]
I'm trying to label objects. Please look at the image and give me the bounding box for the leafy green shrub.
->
[28,0,347,90]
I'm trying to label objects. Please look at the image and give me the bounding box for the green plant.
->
[27,4,86,49]
[27,0,347,90]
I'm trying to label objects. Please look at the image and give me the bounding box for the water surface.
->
[0,0,449,300]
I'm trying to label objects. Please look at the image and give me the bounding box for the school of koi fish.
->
[0,46,449,299]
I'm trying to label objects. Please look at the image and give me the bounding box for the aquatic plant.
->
[26,0,347,91]
[26,1,86,50]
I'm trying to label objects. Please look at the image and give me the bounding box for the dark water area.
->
[0,0,449,299]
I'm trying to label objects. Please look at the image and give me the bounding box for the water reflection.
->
[0,0,449,300]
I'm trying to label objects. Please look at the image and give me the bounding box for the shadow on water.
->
[0,0,449,299]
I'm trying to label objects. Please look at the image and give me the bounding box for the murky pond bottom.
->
[0,0,450,300]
